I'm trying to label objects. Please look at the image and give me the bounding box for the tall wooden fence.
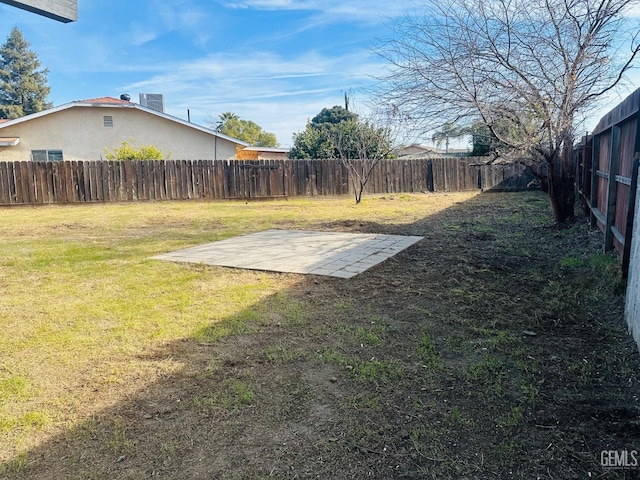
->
[575,88,640,279]
[0,157,534,206]
[625,164,640,353]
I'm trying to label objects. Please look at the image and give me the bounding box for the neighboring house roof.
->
[0,97,250,147]
[0,137,19,146]
[242,147,290,153]
[396,144,470,158]
[80,96,133,105]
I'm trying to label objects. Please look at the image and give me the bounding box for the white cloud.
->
[220,0,409,23]
[118,49,383,147]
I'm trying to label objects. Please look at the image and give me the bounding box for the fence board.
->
[0,162,9,204]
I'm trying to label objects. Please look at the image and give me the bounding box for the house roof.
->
[0,97,250,147]
[242,146,290,153]
[0,137,19,146]
[79,97,134,105]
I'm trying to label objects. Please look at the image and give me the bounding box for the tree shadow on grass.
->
[2,191,640,480]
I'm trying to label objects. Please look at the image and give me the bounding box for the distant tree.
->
[290,105,394,203]
[431,123,468,154]
[289,122,336,159]
[311,106,358,126]
[468,120,513,157]
[219,111,239,123]
[215,112,278,147]
[104,138,169,160]
[0,27,52,119]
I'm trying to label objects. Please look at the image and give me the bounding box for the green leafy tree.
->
[0,27,52,119]
[216,113,278,147]
[290,105,394,203]
[104,138,169,160]
[290,106,391,160]
[311,106,357,126]
[469,120,514,157]
[289,122,335,159]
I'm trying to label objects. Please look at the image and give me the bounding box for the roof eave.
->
[0,102,251,147]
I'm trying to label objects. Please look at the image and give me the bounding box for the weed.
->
[449,405,474,426]
[560,256,585,268]
[497,406,523,429]
[0,376,27,399]
[520,382,539,402]
[347,394,381,411]
[343,325,385,346]
[471,327,521,351]
[106,417,135,455]
[0,411,49,431]
[417,332,444,371]
[194,379,256,412]
[445,335,465,353]
[465,356,508,396]
[588,252,619,274]
[410,425,428,442]
[0,453,29,475]
[264,345,307,364]
[321,349,402,382]
[352,359,402,382]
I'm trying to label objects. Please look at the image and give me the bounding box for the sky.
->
[0,0,639,149]
[0,0,414,148]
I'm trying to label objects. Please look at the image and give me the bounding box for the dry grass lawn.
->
[0,191,638,479]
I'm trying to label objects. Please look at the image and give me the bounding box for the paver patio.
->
[153,229,424,278]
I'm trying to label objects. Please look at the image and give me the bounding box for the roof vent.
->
[120,93,131,101]
[139,93,165,113]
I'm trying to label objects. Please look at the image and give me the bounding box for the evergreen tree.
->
[0,27,52,119]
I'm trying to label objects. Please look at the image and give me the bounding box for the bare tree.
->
[377,0,640,223]
[329,117,395,204]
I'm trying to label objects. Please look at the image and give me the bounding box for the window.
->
[32,150,64,162]
[103,115,113,127]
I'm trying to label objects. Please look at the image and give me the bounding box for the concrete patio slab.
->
[152,229,423,278]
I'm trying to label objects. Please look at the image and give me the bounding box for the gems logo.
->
[601,450,639,469]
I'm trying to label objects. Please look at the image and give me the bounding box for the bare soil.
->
[2,191,639,479]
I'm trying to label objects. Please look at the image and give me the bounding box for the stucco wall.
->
[625,167,640,353]
[0,106,238,161]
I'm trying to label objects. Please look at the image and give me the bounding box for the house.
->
[0,96,249,162]
[396,144,471,158]
[236,146,290,161]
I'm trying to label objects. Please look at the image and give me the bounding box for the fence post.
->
[604,126,621,251]
[590,135,600,229]
[623,157,640,279]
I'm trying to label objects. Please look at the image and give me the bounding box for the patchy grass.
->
[0,191,638,479]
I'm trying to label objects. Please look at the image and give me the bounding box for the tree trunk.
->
[546,144,575,224]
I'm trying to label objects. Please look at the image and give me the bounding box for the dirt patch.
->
[2,191,639,479]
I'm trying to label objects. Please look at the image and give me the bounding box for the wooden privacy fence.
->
[625,164,640,353]
[0,157,534,206]
[575,87,640,279]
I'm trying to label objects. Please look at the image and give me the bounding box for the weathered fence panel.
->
[576,87,640,278]
[0,157,533,206]
[625,164,640,353]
